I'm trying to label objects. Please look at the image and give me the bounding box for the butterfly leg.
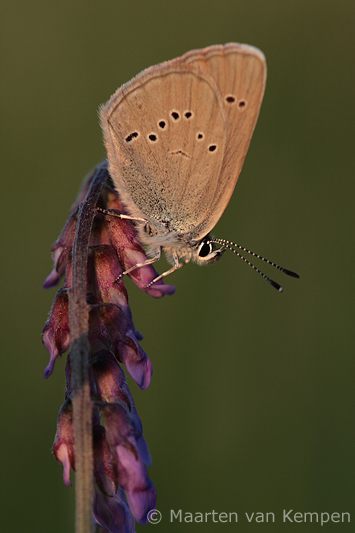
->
[115,249,162,282]
[97,207,147,224]
[145,252,188,288]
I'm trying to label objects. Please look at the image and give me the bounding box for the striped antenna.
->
[209,238,299,292]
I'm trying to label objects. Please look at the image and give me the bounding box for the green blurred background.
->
[1,0,354,531]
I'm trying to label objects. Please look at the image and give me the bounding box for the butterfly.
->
[100,43,299,291]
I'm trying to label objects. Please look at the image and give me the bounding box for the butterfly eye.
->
[195,239,224,265]
[197,241,213,258]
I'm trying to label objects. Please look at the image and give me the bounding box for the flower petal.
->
[93,485,134,533]
[53,400,75,487]
[96,304,153,390]
[42,288,70,378]
[116,437,156,525]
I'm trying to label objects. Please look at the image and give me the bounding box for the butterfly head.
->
[141,223,225,265]
[192,236,225,265]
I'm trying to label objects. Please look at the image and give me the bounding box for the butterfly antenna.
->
[210,239,299,292]
[212,238,299,278]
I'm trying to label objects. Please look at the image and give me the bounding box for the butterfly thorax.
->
[138,223,224,267]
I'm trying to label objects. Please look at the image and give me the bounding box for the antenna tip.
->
[283,268,300,279]
[270,279,283,292]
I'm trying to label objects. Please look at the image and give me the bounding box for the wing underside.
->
[100,43,266,240]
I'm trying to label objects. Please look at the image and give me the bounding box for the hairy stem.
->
[69,163,109,533]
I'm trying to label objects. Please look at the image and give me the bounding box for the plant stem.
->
[69,163,109,533]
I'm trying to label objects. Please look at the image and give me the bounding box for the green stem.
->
[69,163,109,533]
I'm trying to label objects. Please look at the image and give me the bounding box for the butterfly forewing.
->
[100,43,266,244]
[101,64,227,235]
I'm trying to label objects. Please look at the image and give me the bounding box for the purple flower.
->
[91,304,153,390]
[42,288,70,378]
[43,166,175,297]
[44,163,170,532]
[54,354,156,526]
[102,404,156,525]
[52,399,75,487]
[43,245,153,388]
[93,485,134,533]
[43,209,78,289]
[103,193,175,298]
[93,429,134,533]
